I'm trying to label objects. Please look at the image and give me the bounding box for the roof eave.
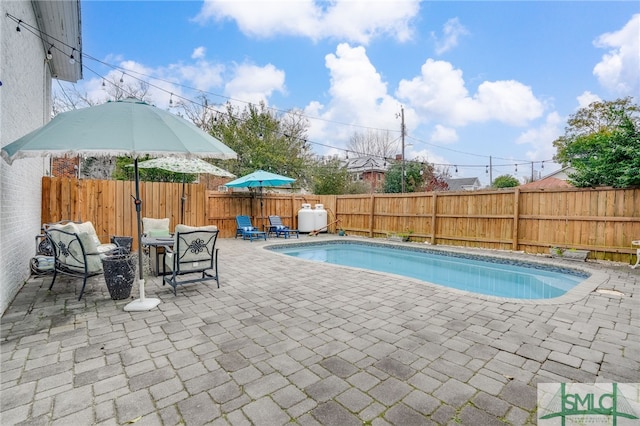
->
[32,0,82,83]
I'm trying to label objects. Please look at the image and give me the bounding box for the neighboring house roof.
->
[541,166,575,181]
[33,0,83,82]
[520,177,573,189]
[445,177,481,191]
[343,156,389,173]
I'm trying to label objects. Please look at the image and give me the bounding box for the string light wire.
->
[7,11,559,174]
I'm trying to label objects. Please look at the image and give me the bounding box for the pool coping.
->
[263,235,611,306]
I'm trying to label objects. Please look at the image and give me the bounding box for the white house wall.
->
[0,1,52,314]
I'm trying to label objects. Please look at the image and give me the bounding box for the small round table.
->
[632,240,640,269]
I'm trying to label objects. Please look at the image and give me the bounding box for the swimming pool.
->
[268,241,590,299]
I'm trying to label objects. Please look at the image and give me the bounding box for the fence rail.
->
[41,177,640,263]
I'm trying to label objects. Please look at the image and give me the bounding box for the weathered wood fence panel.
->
[320,188,639,263]
[204,192,324,237]
[42,177,640,262]
[42,177,206,249]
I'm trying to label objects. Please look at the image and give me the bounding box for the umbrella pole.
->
[124,158,161,312]
[181,175,186,225]
[260,185,265,232]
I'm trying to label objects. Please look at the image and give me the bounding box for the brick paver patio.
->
[2,235,638,425]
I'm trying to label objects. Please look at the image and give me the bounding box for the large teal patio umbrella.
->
[1,97,237,311]
[225,170,295,230]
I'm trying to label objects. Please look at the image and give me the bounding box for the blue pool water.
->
[270,242,588,299]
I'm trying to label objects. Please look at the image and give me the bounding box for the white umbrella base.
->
[124,297,161,311]
[124,279,161,311]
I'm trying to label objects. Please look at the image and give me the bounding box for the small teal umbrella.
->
[224,170,295,188]
[225,170,295,229]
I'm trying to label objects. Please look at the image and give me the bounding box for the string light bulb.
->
[16,20,22,32]
[541,161,544,169]
[69,48,76,64]
[169,93,173,106]
[455,165,458,173]
[119,73,124,83]
[46,45,54,60]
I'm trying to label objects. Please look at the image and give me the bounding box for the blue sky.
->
[63,1,639,184]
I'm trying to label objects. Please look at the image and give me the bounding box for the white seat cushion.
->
[143,217,170,236]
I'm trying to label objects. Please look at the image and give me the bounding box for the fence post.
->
[291,194,296,229]
[369,194,375,237]
[513,188,520,251]
[430,192,437,245]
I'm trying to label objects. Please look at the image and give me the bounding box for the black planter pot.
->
[111,236,133,254]
[102,254,136,300]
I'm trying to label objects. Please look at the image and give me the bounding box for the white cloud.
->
[194,0,420,44]
[576,91,601,109]
[593,14,640,96]
[515,112,564,161]
[171,60,225,92]
[432,17,469,55]
[191,46,206,60]
[430,125,458,144]
[303,44,409,151]
[396,59,544,126]
[224,63,286,105]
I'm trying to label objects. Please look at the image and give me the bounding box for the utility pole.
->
[531,162,534,182]
[399,106,406,193]
[489,156,493,187]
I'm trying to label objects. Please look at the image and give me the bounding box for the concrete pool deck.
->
[2,235,639,425]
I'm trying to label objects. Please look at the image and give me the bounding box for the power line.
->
[8,11,560,173]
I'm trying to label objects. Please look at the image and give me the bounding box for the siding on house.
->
[445,177,482,191]
[0,1,80,314]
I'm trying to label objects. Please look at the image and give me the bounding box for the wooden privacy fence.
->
[321,188,640,263]
[42,177,640,263]
[40,177,322,247]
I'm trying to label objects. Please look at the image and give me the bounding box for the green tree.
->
[311,157,351,195]
[553,97,640,188]
[211,102,314,189]
[383,161,424,193]
[493,175,520,188]
[383,160,449,193]
[563,117,640,187]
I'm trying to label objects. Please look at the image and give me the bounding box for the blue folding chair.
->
[235,215,267,241]
[268,215,299,239]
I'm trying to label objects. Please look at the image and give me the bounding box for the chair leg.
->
[48,269,58,291]
[214,249,220,288]
[163,274,178,295]
[78,275,89,301]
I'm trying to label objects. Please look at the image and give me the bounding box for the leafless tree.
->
[347,129,398,159]
[52,77,151,114]
[177,94,219,133]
